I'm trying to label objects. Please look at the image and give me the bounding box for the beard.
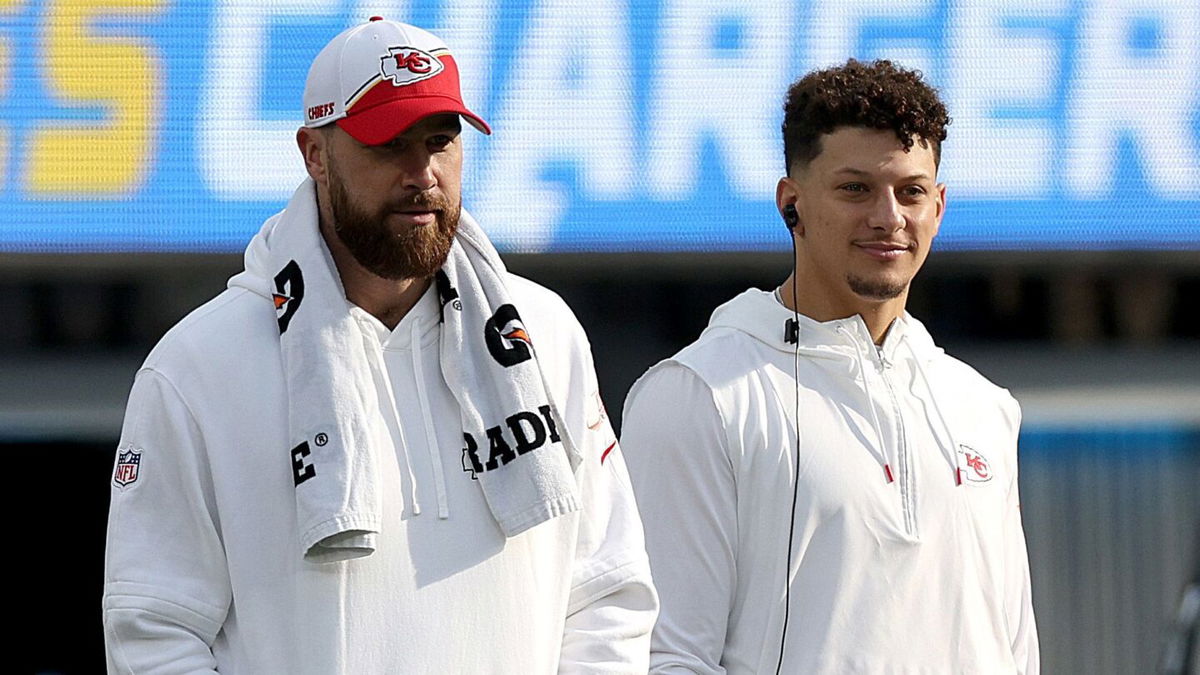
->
[326,162,459,281]
[847,273,907,300]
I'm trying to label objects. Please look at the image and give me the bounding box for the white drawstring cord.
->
[837,325,894,483]
[904,339,964,486]
[364,329,422,516]
[411,320,450,519]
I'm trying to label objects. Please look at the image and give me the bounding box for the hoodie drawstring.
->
[904,340,965,486]
[837,326,895,484]
[363,330,422,516]
[411,320,450,519]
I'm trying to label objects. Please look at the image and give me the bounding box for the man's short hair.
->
[782,59,950,174]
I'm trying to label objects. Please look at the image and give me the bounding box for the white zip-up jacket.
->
[104,274,657,673]
[621,288,1038,674]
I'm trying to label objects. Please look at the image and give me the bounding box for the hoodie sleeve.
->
[557,323,659,673]
[104,368,231,674]
[621,363,736,675]
[1002,396,1040,674]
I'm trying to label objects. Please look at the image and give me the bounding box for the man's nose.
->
[868,192,905,232]
[393,150,437,192]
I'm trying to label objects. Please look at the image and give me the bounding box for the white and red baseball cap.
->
[302,17,490,145]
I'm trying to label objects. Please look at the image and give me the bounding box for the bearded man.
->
[102,18,656,673]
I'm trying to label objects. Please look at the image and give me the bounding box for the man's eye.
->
[840,183,866,193]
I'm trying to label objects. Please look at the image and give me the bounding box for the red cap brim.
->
[336,95,491,146]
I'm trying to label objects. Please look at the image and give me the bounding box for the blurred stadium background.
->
[5,1,1199,672]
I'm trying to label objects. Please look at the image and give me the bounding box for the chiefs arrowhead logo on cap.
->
[380,46,446,87]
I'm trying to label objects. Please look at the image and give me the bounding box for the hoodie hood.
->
[703,288,942,365]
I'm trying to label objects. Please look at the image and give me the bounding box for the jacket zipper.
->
[876,353,916,537]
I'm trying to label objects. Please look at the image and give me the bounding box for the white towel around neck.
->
[228,179,582,562]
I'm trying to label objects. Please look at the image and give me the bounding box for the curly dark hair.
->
[782,59,950,174]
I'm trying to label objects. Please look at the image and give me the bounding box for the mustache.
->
[389,192,451,212]
[853,237,915,249]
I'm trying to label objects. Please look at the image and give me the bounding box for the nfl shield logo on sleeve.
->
[113,447,142,488]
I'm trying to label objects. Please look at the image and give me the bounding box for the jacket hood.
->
[227,179,343,302]
[703,288,942,364]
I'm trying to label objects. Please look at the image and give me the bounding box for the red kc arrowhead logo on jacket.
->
[956,444,993,484]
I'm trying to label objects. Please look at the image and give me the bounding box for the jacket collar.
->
[704,288,938,364]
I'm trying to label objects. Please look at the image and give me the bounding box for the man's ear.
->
[776,176,803,237]
[932,182,947,238]
[296,126,329,186]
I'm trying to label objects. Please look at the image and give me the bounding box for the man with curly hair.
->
[621,59,1039,673]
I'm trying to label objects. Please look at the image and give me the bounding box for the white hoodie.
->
[104,271,657,673]
[622,288,1038,675]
